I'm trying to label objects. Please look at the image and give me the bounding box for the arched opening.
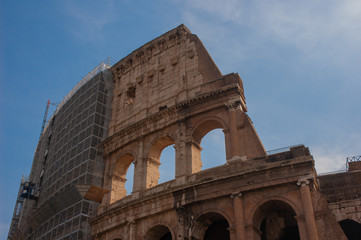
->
[110,153,135,203]
[192,212,230,240]
[146,136,176,188]
[201,129,226,170]
[159,144,175,184]
[339,219,361,240]
[145,225,172,240]
[124,162,134,195]
[192,120,226,173]
[253,200,300,240]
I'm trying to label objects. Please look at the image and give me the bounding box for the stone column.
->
[229,226,237,240]
[130,221,136,240]
[232,193,247,240]
[294,215,308,240]
[133,136,144,193]
[225,102,241,159]
[175,119,187,178]
[176,206,188,240]
[110,175,127,203]
[99,159,112,209]
[145,158,161,188]
[297,179,319,240]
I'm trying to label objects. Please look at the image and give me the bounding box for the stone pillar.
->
[145,158,161,188]
[185,139,202,175]
[99,160,112,210]
[128,221,136,240]
[225,102,241,159]
[229,226,237,240]
[294,215,308,240]
[175,119,187,178]
[297,179,319,240]
[133,136,144,193]
[232,193,247,240]
[176,206,188,240]
[110,175,126,203]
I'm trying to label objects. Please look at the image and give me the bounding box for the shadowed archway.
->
[339,219,361,240]
[253,200,300,240]
[145,225,172,240]
[191,212,230,240]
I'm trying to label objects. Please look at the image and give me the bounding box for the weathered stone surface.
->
[91,25,359,240]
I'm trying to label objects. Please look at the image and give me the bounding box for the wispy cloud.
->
[180,0,361,174]
[182,0,361,66]
[63,1,117,42]
[313,146,348,173]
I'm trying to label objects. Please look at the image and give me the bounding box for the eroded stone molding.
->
[101,83,243,156]
[225,100,241,111]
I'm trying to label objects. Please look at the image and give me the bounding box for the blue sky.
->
[1,0,361,238]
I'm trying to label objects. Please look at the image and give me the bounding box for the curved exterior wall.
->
[11,69,113,240]
[8,25,361,240]
[91,25,358,240]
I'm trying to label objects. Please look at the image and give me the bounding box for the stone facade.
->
[90,25,361,240]
[9,24,361,240]
[100,25,265,207]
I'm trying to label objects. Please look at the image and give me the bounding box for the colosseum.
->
[8,25,361,240]
[90,25,361,240]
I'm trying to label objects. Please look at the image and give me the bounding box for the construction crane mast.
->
[39,100,50,139]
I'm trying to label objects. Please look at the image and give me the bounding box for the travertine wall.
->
[109,25,222,134]
[92,25,357,240]
[100,25,266,206]
[92,147,349,240]
[319,169,361,225]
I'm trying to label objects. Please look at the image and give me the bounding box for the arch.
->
[339,219,361,240]
[201,129,226,170]
[148,136,175,161]
[146,136,176,188]
[192,117,228,145]
[249,196,302,219]
[144,224,173,240]
[191,117,228,173]
[252,200,300,240]
[113,153,134,176]
[191,211,232,240]
[110,153,135,203]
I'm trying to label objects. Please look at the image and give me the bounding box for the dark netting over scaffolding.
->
[11,60,114,240]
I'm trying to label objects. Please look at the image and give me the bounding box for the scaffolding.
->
[7,176,27,239]
[41,57,115,136]
[346,155,361,171]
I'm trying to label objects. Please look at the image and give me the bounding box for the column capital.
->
[297,179,310,187]
[230,192,243,199]
[147,157,161,166]
[137,135,144,142]
[225,101,241,111]
[177,116,186,124]
[111,175,126,182]
[126,220,136,225]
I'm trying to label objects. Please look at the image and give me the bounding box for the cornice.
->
[100,83,242,152]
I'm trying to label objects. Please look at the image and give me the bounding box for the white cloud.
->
[182,0,361,65]
[312,132,361,173]
[63,1,116,41]
[312,146,347,173]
